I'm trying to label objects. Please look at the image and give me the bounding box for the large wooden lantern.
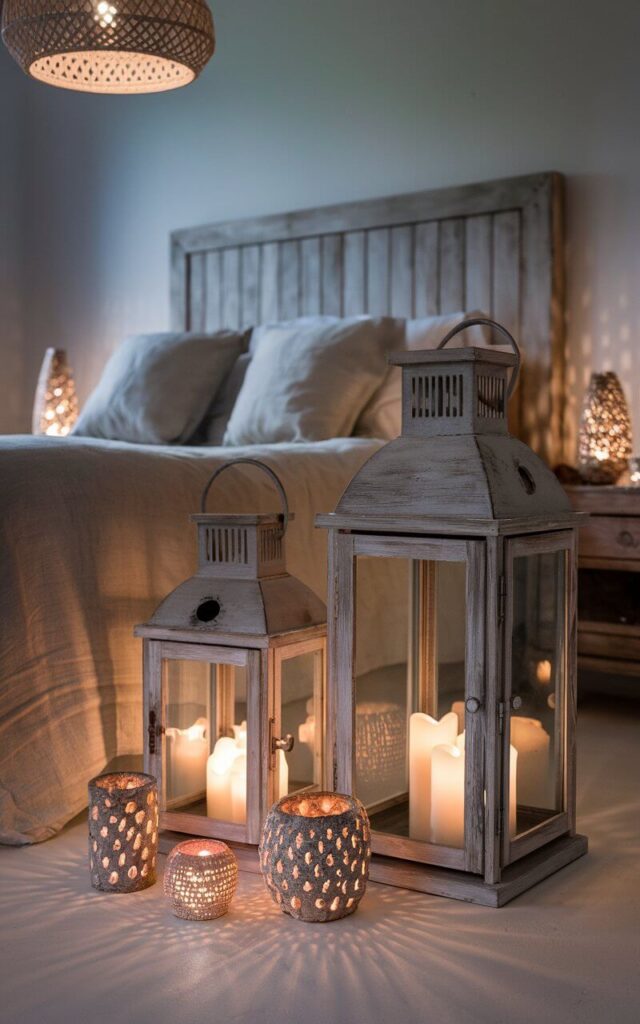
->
[317,319,588,906]
[136,459,326,846]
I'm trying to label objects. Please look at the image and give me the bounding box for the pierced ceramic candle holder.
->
[164,839,238,920]
[259,792,371,923]
[88,772,158,892]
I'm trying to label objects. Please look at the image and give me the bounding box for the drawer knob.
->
[618,530,637,548]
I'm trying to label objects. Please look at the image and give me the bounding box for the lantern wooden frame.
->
[136,460,327,847]
[317,319,588,907]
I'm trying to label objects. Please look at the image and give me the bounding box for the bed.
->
[0,172,564,844]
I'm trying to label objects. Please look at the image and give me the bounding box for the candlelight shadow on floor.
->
[1,698,639,1024]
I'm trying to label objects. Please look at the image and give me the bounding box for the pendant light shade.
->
[1,0,215,93]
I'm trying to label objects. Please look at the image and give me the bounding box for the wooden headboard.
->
[171,172,564,463]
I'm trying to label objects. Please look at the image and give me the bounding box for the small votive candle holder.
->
[164,839,238,920]
[88,771,158,893]
[259,791,371,923]
[629,457,640,486]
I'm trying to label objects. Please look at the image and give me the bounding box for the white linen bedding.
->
[0,434,384,845]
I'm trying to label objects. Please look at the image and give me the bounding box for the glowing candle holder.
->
[88,772,158,893]
[164,839,238,920]
[32,348,79,436]
[578,371,632,484]
[260,792,371,923]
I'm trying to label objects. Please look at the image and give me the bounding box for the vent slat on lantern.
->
[477,374,505,420]
[410,373,464,420]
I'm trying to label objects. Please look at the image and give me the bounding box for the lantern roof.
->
[136,460,326,645]
[317,326,581,536]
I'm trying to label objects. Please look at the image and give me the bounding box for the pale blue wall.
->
[2,0,640,451]
[0,55,28,432]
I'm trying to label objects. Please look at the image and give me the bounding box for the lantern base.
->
[160,829,587,908]
[369,832,588,907]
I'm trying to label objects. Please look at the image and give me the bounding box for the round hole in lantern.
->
[259,792,370,922]
[164,838,238,920]
[196,599,221,622]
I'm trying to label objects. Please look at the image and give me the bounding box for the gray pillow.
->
[73,331,245,444]
[223,316,394,445]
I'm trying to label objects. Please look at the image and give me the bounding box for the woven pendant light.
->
[1,0,215,93]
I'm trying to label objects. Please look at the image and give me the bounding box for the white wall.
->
[3,0,640,455]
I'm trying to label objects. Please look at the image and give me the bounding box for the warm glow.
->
[33,348,79,437]
[536,659,552,685]
[95,0,117,27]
[409,711,458,841]
[210,736,240,776]
[578,371,632,483]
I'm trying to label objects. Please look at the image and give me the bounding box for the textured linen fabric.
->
[355,311,491,439]
[223,317,394,445]
[0,434,384,845]
[73,331,245,445]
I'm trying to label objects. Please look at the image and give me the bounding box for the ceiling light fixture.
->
[1,0,215,93]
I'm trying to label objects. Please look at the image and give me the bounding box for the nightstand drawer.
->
[580,516,640,561]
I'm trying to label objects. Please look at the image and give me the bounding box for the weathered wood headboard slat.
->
[171,172,564,463]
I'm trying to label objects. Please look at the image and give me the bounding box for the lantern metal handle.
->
[437,316,522,400]
[200,458,290,536]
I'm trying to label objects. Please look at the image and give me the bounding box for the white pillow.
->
[73,331,245,445]
[223,317,394,445]
[355,312,490,439]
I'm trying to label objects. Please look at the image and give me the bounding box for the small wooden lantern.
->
[317,318,588,907]
[136,459,326,846]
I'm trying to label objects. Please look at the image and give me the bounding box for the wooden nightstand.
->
[565,486,640,677]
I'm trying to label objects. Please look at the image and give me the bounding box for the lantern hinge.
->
[497,700,506,736]
[498,574,507,626]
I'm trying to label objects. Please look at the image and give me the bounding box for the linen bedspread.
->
[0,435,385,844]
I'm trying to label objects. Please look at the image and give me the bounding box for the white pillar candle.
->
[230,754,247,824]
[206,737,240,821]
[430,743,465,848]
[165,718,208,803]
[277,749,289,799]
[409,711,458,841]
[451,701,466,733]
[510,716,551,808]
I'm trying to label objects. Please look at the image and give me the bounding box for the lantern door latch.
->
[269,717,294,768]
[273,733,294,753]
[148,709,164,755]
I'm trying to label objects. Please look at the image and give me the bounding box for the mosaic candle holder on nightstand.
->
[164,839,238,920]
[578,371,632,484]
[88,772,158,892]
[259,792,371,923]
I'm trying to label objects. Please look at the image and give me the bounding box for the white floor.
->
[1,695,639,1024]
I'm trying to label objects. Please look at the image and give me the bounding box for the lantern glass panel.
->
[279,649,324,795]
[508,549,566,837]
[164,659,248,825]
[354,555,468,849]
